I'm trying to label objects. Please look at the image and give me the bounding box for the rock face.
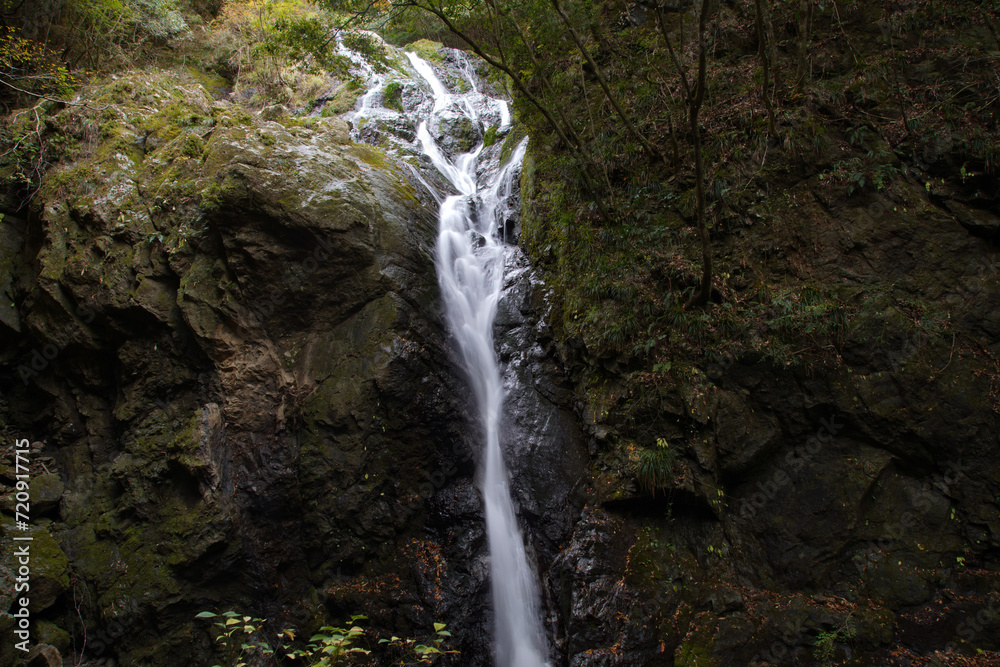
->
[518,138,1000,663]
[0,67,500,664]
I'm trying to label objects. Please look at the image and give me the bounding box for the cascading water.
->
[404,52,550,667]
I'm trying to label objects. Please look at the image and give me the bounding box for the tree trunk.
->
[754,0,778,137]
[794,0,813,91]
[687,0,712,309]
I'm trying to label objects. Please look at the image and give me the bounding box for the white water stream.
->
[405,52,549,667]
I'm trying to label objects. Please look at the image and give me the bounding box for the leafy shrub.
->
[63,0,188,67]
[211,0,347,107]
[197,610,458,666]
[284,614,370,665]
[0,27,78,100]
[195,611,274,667]
[342,31,392,73]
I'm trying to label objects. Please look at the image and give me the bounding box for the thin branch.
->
[551,0,663,163]
[0,77,107,110]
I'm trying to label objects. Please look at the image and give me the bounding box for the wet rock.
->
[432,113,481,157]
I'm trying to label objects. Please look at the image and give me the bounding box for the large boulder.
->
[0,68,481,665]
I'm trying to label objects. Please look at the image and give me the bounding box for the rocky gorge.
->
[0,7,999,667]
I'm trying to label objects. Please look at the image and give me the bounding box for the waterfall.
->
[405,52,549,667]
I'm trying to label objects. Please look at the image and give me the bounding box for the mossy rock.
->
[405,39,444,63]
[1,524,71,613]
[323,81,363,116]
[29,473,64,515]
[499,125,527,167]
[675,611,719,666]
[383,81,404,113]
[35,620,71,655]
[483,124,499,148]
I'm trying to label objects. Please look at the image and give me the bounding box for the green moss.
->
[483,125,499,148]
[323,81,363,116]
[185,66,230,98]
[30,528,69,585]
[156,131,208,164]
[258,130,277,147]
[349,143,389,170]
[383,81,404,113]
[675,613,717,667]
[499,125,527,167]
[201,172,244,211]
[35,621,72,654]
[405,39,444,64]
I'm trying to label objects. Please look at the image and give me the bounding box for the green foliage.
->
[64,0,187,67]
[283,614,370,666]
[0,27,79,102]
[382,80,404,112]
[765,287,844,340]
[342,32,392,73]
[823,136,900,196]
[378,622,459,664]
[365,6,454,47]
[482,124,498,147]
[211,0,347,106]
[813,616,856,664]
[404,38,444,64]
[0,104,56,205]
[198,610,458,666]
[961,127,1000,175]
[635,438,677,495]
[195,611,274,667]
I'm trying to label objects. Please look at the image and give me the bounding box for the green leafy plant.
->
[195,611,274,667]
[211,0,347,106]
[199,611,458,666]
[635,437,677,495]
[378,622,459,664]
[284,614,370,666]
[813,615,856,663]
[383,80,404,112]
[63,0,187,68]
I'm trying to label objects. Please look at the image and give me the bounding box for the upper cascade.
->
[335,34,514,171]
